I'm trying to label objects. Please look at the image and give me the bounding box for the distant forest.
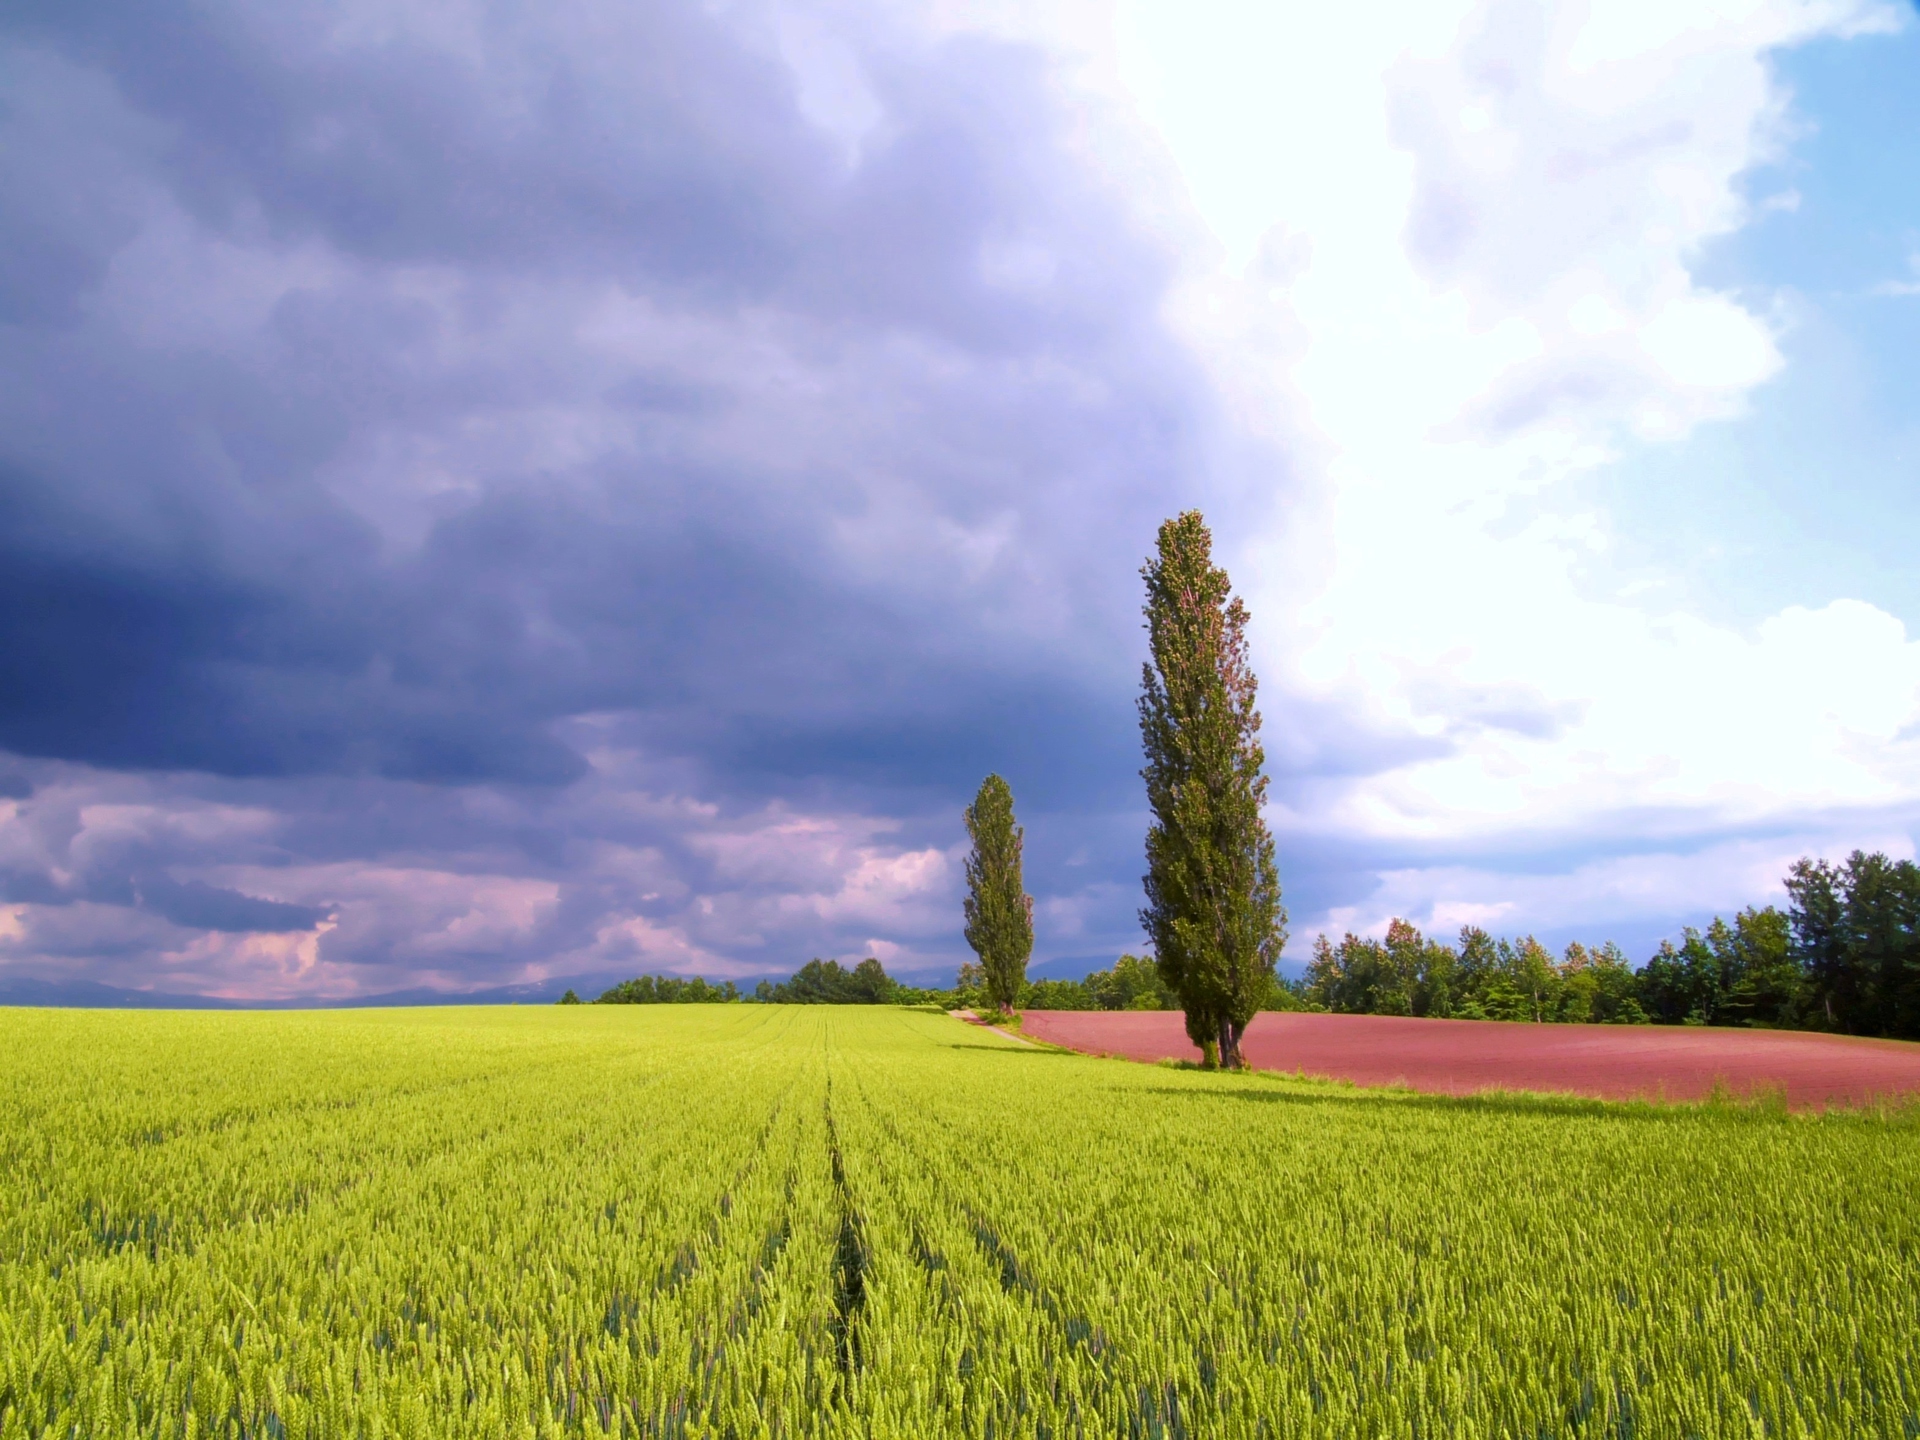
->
[568,955,1183,1012]
[1300,851,1920,1040]
[566,851,1920,1042]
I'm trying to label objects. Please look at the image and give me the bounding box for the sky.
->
[2,0,1917,1000]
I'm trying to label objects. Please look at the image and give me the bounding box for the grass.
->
[1,1004,1916,1436]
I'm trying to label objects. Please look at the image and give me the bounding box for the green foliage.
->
[950,960,988,1012]
[1640,931,1723,1025]
[557,988,582,1005]
[1086,952,1177,1010]
[4,1006,1912,1436]
[1001,956,1182,1012]
[1304,920,1460,1018]
[1788,850,1920,1036]
[754,957,896,1005]
[1716,906,1802,1026]
[947,953,1282,1015]
[1300,848,1920,1039]
[1307,922,1664,1027]
[594,974,739,1004]
[1138,512,1286,1067]
[961,774,1034,1016]
[1555,942,1647,1025]
[1017,978,1094,1010]
[1258,971,1312,1012]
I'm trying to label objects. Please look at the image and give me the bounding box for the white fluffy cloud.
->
[1325,824,1920,944]
[1210,0,1912,939]
[962,0,1917,941]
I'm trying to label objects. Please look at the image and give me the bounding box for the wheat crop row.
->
[2,1005,1915,1437]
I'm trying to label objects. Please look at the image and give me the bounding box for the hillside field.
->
[2,1005,1917,1438]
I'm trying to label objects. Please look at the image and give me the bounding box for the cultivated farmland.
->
[3,1005,1917,1437]
[1019,1009,1920,1108]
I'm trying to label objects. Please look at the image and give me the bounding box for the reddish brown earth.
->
[1017,1009,1920,1109]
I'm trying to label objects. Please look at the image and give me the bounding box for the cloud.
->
[0,0,1224,995]
[1105,0,1917,943]
[0,0,1913,997]
[1,0,1203,784]
[1320,820,1920,962]
[0,754,999,996]
[1869,251,1920,296]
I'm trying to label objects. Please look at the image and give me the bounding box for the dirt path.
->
[950,1009,1038,1046]
[1018,1009,1920,1108]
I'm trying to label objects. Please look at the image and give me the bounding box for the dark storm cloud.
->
[0,0,1194,794]
[126,876,331,933]
[6,2,824,292]
[0,0,1406,995]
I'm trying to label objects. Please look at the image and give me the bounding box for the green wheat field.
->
[2,1006,1916,1438]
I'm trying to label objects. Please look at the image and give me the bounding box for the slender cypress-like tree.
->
[963,773,1035,1017]
[1138,511,1286,1068]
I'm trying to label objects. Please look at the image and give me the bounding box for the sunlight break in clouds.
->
[1076,0,1918,942]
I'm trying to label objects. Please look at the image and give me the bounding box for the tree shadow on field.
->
[947,1043,1074,1056]
[1132,1083,1739,1126]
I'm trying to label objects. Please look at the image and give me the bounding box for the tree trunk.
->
[1218,1016,1245,1070]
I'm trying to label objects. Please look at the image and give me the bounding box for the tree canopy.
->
[1138,511,1285,1068]
[594,975,740,1004]
[754,958,897,1005]
[962,773,1034,1017]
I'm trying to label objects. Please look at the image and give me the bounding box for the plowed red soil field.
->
[1017,1010,1920,1108]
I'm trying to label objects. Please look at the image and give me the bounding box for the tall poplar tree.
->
[1138,511,1285,1068]
[963,773,1034,1017]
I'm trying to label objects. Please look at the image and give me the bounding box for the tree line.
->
[571,955,1177,1010]
[570,953,1202,1011]
[1302,850,1920,1039]
[569,975,740,1005]
[1006,954,1309,1014]
[568,960,895,1006]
